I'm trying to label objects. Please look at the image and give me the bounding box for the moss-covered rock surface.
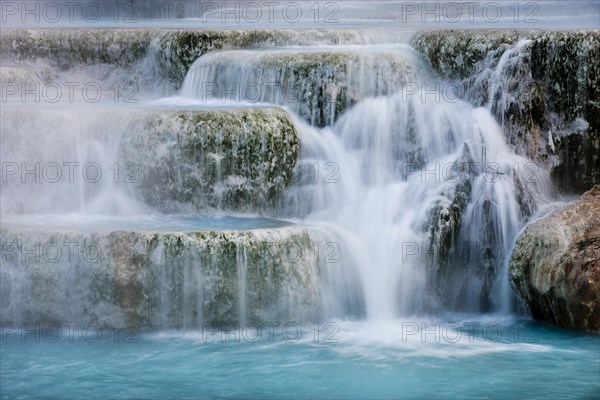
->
[182,47,422,127]
[121,107,299,212]
[0,225,319,329]
[412,30,600,193]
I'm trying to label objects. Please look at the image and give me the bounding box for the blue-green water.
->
[2,318,598,399]
[0,214,291,233]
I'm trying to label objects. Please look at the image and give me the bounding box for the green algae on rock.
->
[181,47,423,127]
[121,107,299,213]
[0,225,319,329]
[0,29,374,92]
[0,29,152,68]
[411,30,600,194]
[153,29,372,86]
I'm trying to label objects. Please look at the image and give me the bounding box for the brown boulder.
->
[509,185,600,332]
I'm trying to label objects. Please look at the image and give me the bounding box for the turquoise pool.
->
[2,318,598,399]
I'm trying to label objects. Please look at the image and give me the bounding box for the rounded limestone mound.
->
[1,106,299,214]
[121,106,300,213]
[154,29,374,85]
[509,185,600,333]
[0,216,319,330]
[181,45,431,126]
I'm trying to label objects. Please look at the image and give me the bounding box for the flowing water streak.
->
[484,38,535,123]
[236,241,248,325]
[0,107,153,216]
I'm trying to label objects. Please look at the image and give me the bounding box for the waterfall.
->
[2,5,599,399]
[180,45,553,319]
[298,96,551,317]
[2,29,555,327]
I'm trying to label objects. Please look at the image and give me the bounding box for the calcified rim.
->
[0,214,295,233]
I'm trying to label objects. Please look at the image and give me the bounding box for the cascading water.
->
[180,43,553,320]
[2,4,599,398]
[1,28,555,326]
[181,45,421,126]
[0,107,153,216]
